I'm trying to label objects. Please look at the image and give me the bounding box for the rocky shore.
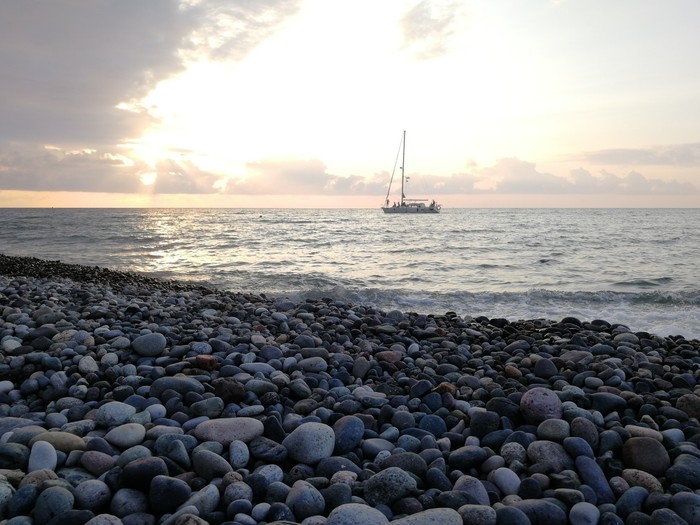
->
[1,254,699,525]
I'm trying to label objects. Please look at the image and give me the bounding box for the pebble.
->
[0,254,699,525]
[282,422,336,464]
[27,440,57,472]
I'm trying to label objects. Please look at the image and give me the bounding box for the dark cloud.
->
[400,0,460,59]
[0,146,142,192]
[577,143,700,167]
[0,0,301,149]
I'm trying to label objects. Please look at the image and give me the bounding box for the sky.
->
[1,0,699,208]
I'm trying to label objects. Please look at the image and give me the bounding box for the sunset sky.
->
[1,0,698,208]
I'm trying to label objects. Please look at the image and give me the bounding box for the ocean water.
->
[1,208,698,340]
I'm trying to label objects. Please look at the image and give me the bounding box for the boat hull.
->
[382,206,440,214]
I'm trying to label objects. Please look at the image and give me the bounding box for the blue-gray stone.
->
[73,480,112,512]
[510,499,568,525]
[34,486,74,524]
[670,491,700,524]
[563,436,595,459]
[149,475,192,515]
[576,455,615,505]
[615,486,649,519]
[332,415,365,454]
[131,333,167,357]
[667,454,700,489]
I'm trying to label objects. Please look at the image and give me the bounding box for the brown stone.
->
[622,437,670,477]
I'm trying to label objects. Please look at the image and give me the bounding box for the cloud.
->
[577,143,700,167]
[186,0,302,62]
[0,0,301,150]
[151,158,222,194]
[400,0,462,59]
[479,161,698,196]
[225,158,384,195]
[0,145,142,193]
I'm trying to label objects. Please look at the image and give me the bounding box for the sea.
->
[1,208,698,340]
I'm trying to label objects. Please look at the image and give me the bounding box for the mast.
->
[400,130,406,205]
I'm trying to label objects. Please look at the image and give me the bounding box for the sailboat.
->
[381,130,441,214]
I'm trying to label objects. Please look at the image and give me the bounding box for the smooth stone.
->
[104,423,146,449]
[391,508,463,525]
[73,479,112,511]
[488,466,521,495]
[85,514,124,525]
[622,437,670,477]
[34,485,75,524]
[190,397,224,418]
[452,475,490,506]
[419,413,448,437]
[326,502,389,525]
[650,508,692,525]
[615,486,649,519]
[520,387,563,423]
[495,506,531,525]
[131,333,167,357]
[669,489,700,523]
[282,422,336,464]
[569,501,600,525]
[120,456,169,491]
[363,467,417,506]
[361,438,395,458]
[193,418,264,445]
[149,475,192,515]
[622,469,664,493]
[576,455,615,505]
[110,488,149,517]
[229,439,250,469]
[96,402,137,427]
[563,436,595,459]
[333,415,365,454]
[285,480,325,521]
[447,445,488,471]
[456,504,497,525]
[28,431,86,453]
[510,499,568,525]
[180,483,220,514]
[7,484,39,517]
[381,452,428,477]
[527,440,574,472]
[665,454,700,489]
[149,376,205,398]
[537,419,570,441]
[192,449,234,480]
[28,440,57,472]
[223,481,254,505]
[79,450,116,476]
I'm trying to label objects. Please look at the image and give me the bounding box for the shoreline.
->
[1,253,700,524]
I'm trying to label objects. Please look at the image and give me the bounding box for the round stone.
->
[96,401,136,427]
[131,332,167,357]
[73,480,112,511]
[194,418,264,445]
[363,467,417,506]
[104,423,146,449]
[282,422,335,464]
[622,437,670,477]
[333,415,365,454]
[327,503,389,525]
[28,440,57,472]
[520,387,563,424]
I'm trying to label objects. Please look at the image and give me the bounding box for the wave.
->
[614,277,674,288]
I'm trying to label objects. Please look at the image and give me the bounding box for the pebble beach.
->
[1,254,700,525]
